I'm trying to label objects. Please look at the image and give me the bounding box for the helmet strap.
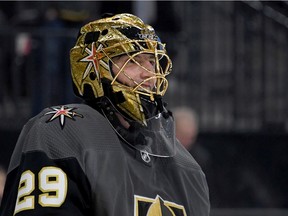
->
[153,95,171,119]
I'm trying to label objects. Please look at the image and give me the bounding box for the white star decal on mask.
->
[80,42,104,81]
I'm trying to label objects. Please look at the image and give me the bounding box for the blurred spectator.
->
[173,106,199,150]
[0,166,6,204]
[172,106,211,177]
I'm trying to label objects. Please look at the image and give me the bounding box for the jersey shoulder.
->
[32,103,119,149]
[37,103,106,128]
[9,103,120,170]
[25,103,114,140]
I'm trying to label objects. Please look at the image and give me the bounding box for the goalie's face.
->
[111,53,157,91]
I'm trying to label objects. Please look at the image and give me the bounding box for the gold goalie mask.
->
[70,13,172,126]
[71,13,176,157]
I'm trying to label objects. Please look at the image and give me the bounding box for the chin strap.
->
[151,95,171,119]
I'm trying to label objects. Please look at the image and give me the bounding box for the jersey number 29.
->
[14,166,67,215]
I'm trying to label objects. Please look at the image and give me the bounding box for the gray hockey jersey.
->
[0,104,210,216]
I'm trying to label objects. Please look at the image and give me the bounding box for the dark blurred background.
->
[0,1,288,215]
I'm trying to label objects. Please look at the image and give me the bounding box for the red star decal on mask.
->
[80,42,104,81]
[44,106,83,129]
